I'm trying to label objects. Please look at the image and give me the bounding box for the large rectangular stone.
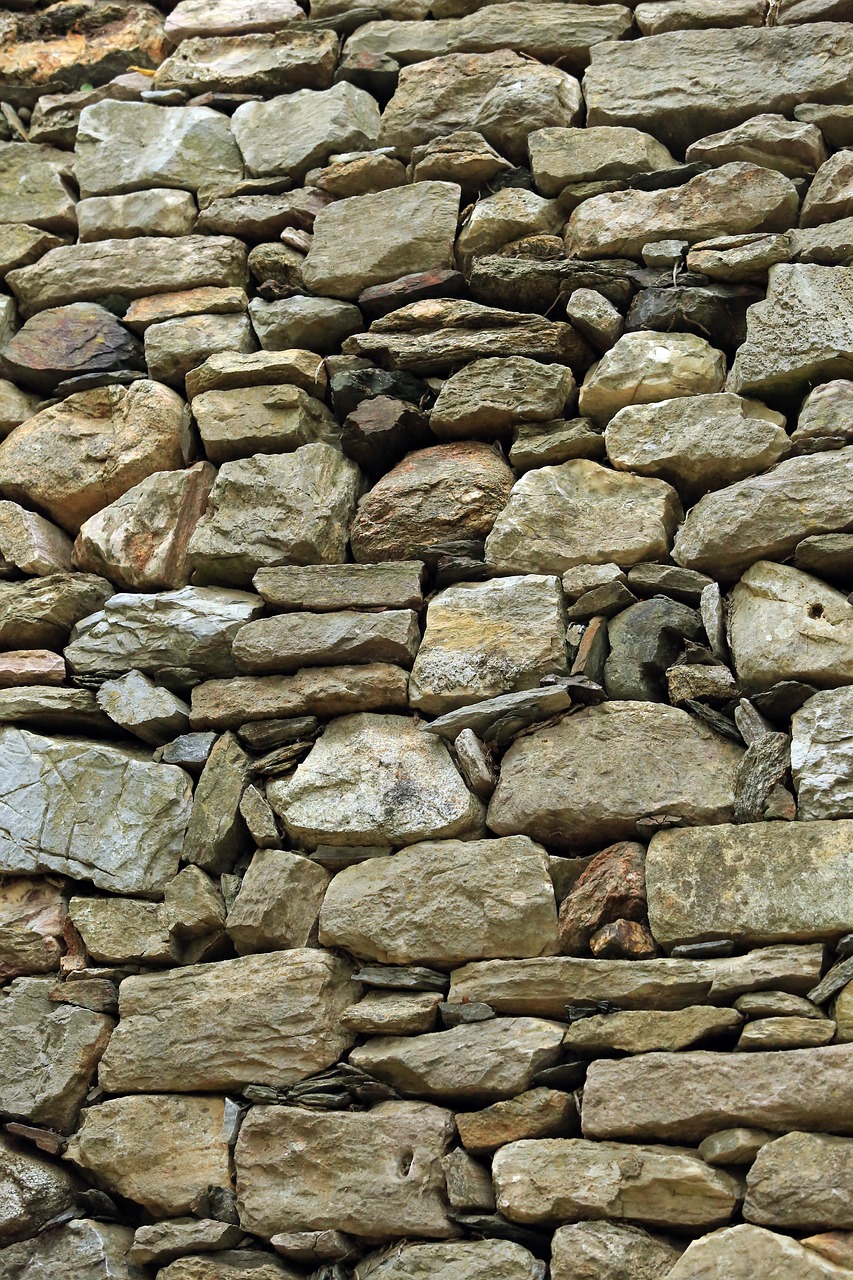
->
[189,663,410,730]
[646,821,853,949]
[448,946,824,1015]
[582,1043,853,1143]
[253,562,425,611]
[583,24,853,152]
[97,949,358,1093]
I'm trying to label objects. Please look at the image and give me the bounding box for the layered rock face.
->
[2,3,853,1280]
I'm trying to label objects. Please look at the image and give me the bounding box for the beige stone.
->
[340,991,441,1036]
[529,125,675,198]
[97,950,357,1093]
[736,1016,836,1052]
[253,562,424,612]
[189,664,409,730]
[225,849,329,953]
[0,1133,80,1247]
[65,1094,231,1218]
[429,356,575,440]
[232,83,381,183]
[319,836,558,966]
[579,332,726,425]
[550,1221,682,1280]
[144,313,256,388]
[0,501,73,575]
[185,348,326,399]
[699,1128,777,1166]
[153,29,338,96]
[456,1089,578,1155]
[76,188,198,240]
[686,113,826,179]
[69,897,173,965]
[457,188,564,261]
[0,876,67,983]
[233,610,420,675]
[564,1006,743,1055]
[193,384,338,462]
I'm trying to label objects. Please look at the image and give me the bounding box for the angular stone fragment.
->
[0,727,191,894]
[731,265,853,398]
[253,563,424,612]
[456,1088,578,1155]
[686,114,826,179]
[489,702,741,848]
[185,349,326,400]
[0,877,66,983]
[673,449,853,581]
[303,182,460,302]
[8,232,241,321]
[155,28,336,95]
[449,946,824,1015]
[550,1221,682,1280]
[699,1128,776,1166]
[792,688,853,820]
[181,731,251,875]
[728,562,853,692]
[341,991,440,1036]
[564,1006,742,1055]
[268,714,485,847]
[232,83,380,181]
[350,1017,565,1102]
[351,442,513,562]
[380,51,583,165]
[236,1102,455,1239]
[0,381,40,439]
[166,0,304,41]
[0,651,66,689]
[75,102,243,199]
[98,950,356,1093]
[583,24,853,152]
[409,576,567,713]
[125,286,248,334]
[65,1094,231,1218]
[579,332,726,424]
[0,573,112,649]
[0,1133,80,1247]
[65,586,263,685]
[188,445,363,586]
[604,596,703,702]
[456,188,564,261]
[529,125,675,198]
[0,304,143,394]
[249,297,362,356]
[225,849,329,953]
[667,1224,852,1280]
[605,393,789,500]
[737,1015,835,1051]
[130,1218,243,1267]
[155,1253,299,1279]
[792,379,853,455]
[568,164,798,259]
[801,151,853,228]
[193,385,338,463]
[70,896,172,965]
[0,1219,137,1280]
[0,226,68,281]
[0,144,77,235]
[686,232,793,282]
[96,671,190,745]
[0,976,113,1132]
[0,381,190,534]
[558,841,647,955]
[744,1133,853,1230]
[233,610,420,675]
[76,189,198,241]
[73,462,216,591]
[485,459,681,575]
[319,836,558,966]
[191,664,408,730]
[647,821,853,949]
[144,313,256,388]
[430,357,574,440]
[582,1043,853,1142]
[493,1138,741,1229]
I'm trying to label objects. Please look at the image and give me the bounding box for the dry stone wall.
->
[1,1,853,1277]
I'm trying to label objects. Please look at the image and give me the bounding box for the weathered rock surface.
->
[0,727,191,893]
[429,356,575,439]
[666,1224,853,1279]
[190,664,409,730]
[792,687,853,820]
[65,1094,231,1218]
[235,1102,456,1240]
[579,332,726,425]
[233,609,420,674]
[492,1138,742,1228]
[319,836,559,965]
[0,876,67,983]
[582,1043,853,1142]
[0,1134,80,1246]
[686,113,827,179]
[488,702,741,847]
[268,714,485,847]
[0,573,112,648]
[564,1006,743,1056]
[0,1219,137,1280]
[529,125,675,197]
[549,1221,681,1280]
[193,384,338,462]
[232,83,380,181]
[253,562,424,612]
[744,1132,853,1230]
[154,28,338,96]
[0,304,143,394]
[97,950,357,1092]
[354,1239,545,1280]
[225,849,330,953]
[70,896,173,965]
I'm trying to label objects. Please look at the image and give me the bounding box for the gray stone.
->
[0,727,191,894]
[744,1133,853,1230]
[0,573,112,648]
[792,688,853,820]
[579,332,727,424]
[604,597,703,701]
[647,821,853,949]
[65,586,264,685]
[727,561,853,693]
[69,897,173,965]
[232,83,380,181]
[319,836,559,966]
[0,144,77,235]
[528,125,675,198]
[686,114,827,179]
[582,1043,853,1143]
[350,1017,565,1102]
[253,562,424,612]
[8,236,247,317]
[634,0,766,34]
[380,50,583,165]
[792,379,853,456]
[567,163,798,259]
[235,1102,456,1240]
[233,610,420,674]
[249,297,363,355]
[129,1218,243,1267]
[0,976,113,1132]
[565,289,624,353]
[153,29,338,96]
[96,671,190,745]
[144,313,256,388]
[673,449,853,581]
[355,1240,544,1280]
[509,418,606,470]
[423,685,574,744]
[488,701,742,848]
[190,664,409,730]
[666,1224,853,1280]
[605,393,790,501]
[0,1134,80,1246]
[165,0,305,41]
[583,23,853,152]
[686,232,793,282]
[187,445,364,586]
[0,687,109,735]
[802,151,853,228]
[430,357,574,440]
[456,188,564,261]
[268,713,486,848]
[225,849,330,953]
[193,384,338,463]
[303,182,460,301]
[485,459,682,575]
[549,1221,681,1280]
[76,189,198,241]
[75,101,243,198]
[98,949,357,1093]
[699,1128,777,1166]
[185,348,326,400]
[0,1219,136,1280]
[409,576,567,713]
[0,227,68,282]
[182,731,251,875]
[492,1138,741,1229]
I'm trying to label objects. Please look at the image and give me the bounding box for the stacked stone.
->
[2,1,853,1278]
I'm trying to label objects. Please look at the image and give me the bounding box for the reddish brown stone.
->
[0,650,65,687]
[0,303,143,394]
[358,269,464,320]
[558,841,647,956]
[590,919,658,960]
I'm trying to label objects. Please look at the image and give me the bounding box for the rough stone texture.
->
[666,1224,853,1279]
[354,1240,545,1280]
[153,29,338,96]
[488,702,742,848]
[686,113,827,179]
[0,573,112,648]
[582,1043,853,1142]
[194,385,338,462]
[0,381,191,534]
[492,1138,742,1229]
[0,304,143,394]
[792,688,853,819]
[232,83,381,181]
[550,1222,681,1280]
[319,836,559,965]
[0,1134,80,1246]
[529,125,676,197]
[0,727,191,894]
[268,714,485,847]
[563,1006,742,1056]
[0,1219,138,1280]
[190,664,409,730]
[225,849,330,953]
[579,332,726,425]
[429,357,575,439]
[235,1102,457,1240]
[0,876,67,983]
[485,460,682,575]
[64,1094,231,1218]
[97,950,357,1093]
[233,609,420,674]
[744,1132,853,1230]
